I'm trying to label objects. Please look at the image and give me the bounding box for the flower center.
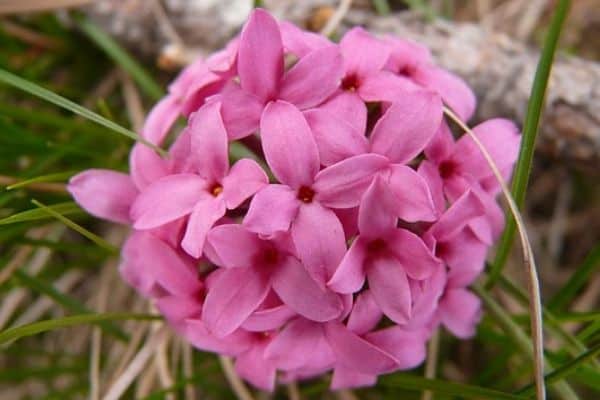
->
[367,238,387,254]
[262,247,279,265]
[435,241,449,258]
[398,64,416,77]
[297,186,315,203]
[438,160,457,179]
[341,74,360,91]
[209,183,223,197]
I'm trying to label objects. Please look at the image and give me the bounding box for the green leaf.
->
[0,313,160,345]
[0,68,165,156]
[380,373,525,400]
[489,0,571,286]
[75,18,164,101]
[0,202,82,225]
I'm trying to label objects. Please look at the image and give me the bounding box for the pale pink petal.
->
[340,27,390,78]
[411,65,476,122]
[331,367,377,390]
[318,91,367,134]
[428,190,485,242]
[218,83,264,139]
[244,184,299,236]
[242,304,296,331]
[222,158,268,208]
[314,153,390,209]
[202,267,271,337]
[279,21,331,57]
[181,197,226,258]
[68,169,137,224]
[440,288,482,339]
[207,224,262,268]
[367,256,412,324]
[358,176,397,238]
[129,144,169,190]
[291,203,346,285]
[417,160,446,214]
[325,322,397,374]
[358,70,419,102]
[142,95,181,144]
[272,256,343,322]
[327,238,367,294]
[388,228,440,280]
[370,90,443,164]
[347,291,383,335]
[365,326,427,369]
[265,318,326,370]
[387,164,437,222]
[237,9,283,101]
[280,46,343,109]
[260,101,320,188]
[235,341,276,391]
[131,174,206,229]
[304,108,368,166]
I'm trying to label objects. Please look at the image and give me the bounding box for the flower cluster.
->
[68,9,520,390]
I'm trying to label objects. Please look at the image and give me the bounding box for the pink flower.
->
[131,101,267,257]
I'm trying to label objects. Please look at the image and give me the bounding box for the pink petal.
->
[331,367,377,390]
[314,153,390,209]
[304,108,368,166]
[237,9,283,101]
[347,291,383,335]
[424,121,455,163]
[156,295,202,325]
[367,256,412,324]
[272,256,343,322]
[427,190,485,242]
[68,169,137,224]
[260,100,320,188]
[365,326,427,369]
[440,288,482,338]
[358,70,420,102]
[444,230,488,287]
[280,45,343,109]
[327,238,367,294]
[370,90,443,164]
[406,267,447,329]
[184,319,253,356]
[340,27,390,78]
[335,207,359,238]
[318,91,367,134]
[411,65,476,122]
[129,144,169,190]
[417,160,446,214]
[131,174,206,229]
[388,228,440,280]
[357,176,397,238]
[242,304,296,331]
[291,203,346,285]
[235,341,276,391]
[202,267,271,337]
[279,20,331,57]
[218,83,264,139]
[243,184,299,236]
[181,197,227,258]
[387,164,438,222]
[207,224,263,268]
[265,318,327,370]
[141,95,180,144]
[189,101,229,182]
[222,158,268,208]
[325,322,397,374]
[383,36,432,73]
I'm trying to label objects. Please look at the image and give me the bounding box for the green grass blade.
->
[547,243,600,311]
[6,172,75,190]
[380,373,526,400]
[488,0,571,286]
[372,0,391,15]
[0,313,160,345]
[0,68,165,156]
[31,199,118,253]
[0,202,82,225]
[75,18,164,101]
[12,269,128,341]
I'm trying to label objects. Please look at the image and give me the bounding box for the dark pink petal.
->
[218,84,264,139]
[237,9,283,101]
[327,238,367,294]
[207,224,263,268]
[358,176,397,238]
[411,65,476,122]
[280,46,343,109]
[387,164,438,222]
[370,90,443,164]
[184,319,253,356]
[340,27,391,78]
[189,101,229,182]
[365,326,427,369]
[388,228,440,280]
[304,108,368,166]
[68,169,137,224]
[260,101,320,188]
[291,203,346,285]
[279,21,331,57]
[367,256,412,324]
[417,160,445,214]
[242,304,296,331]
[244,184,299,235]
[318,91,367,133]
[131,174,206,229]
[222,158,268,208]
[314,153,390,209]
[129,144,169,190]
[347,291,383,335]
[202,267,271,337]
[331,367,377,390]
[325,322,397,374]
[424,121,455,163]
[181,197,227,258]
[358,70,419,102]
[272,256,343,322]
[440,288,482,338]
[335,207,359,238]
[428,190,485,242]
[265,318,326,370]
[235,341,276,391]
[141,95,180,144]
